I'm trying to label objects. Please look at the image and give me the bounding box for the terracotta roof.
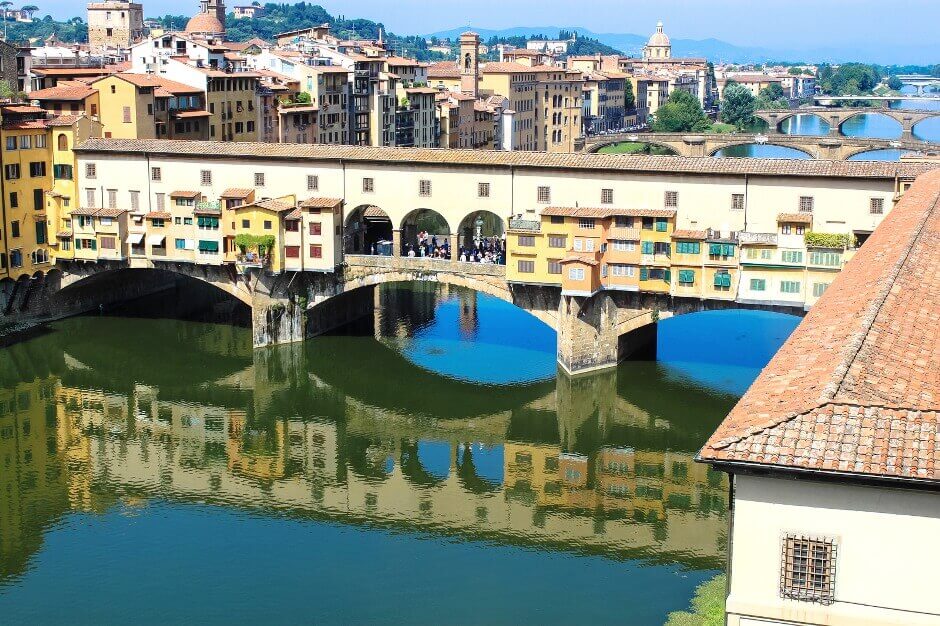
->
[94,208,126,218]
[220,188,253,198]
[74,139,940,180]
[283,208,303,220]
[109,72,203,95]
[193,206,221,215]
[29,80,96,101]
[542,206,677,218]
[482,62,539,74]
[170,190,201,198]
[2,105,44,114]
[299,197,342,209]
[3,120,47,129]
[233,198,293,212]
[777,212,813,224]
[46,114,84,127]
[671,229,708,240]
[147,212,172,219]
[31,67,115,77]
[68,207,98,216]
[560,254,599,266]
[698,169,940,484]
[173,110,212,118]
[363,206,388,218]
[427,61,459,78]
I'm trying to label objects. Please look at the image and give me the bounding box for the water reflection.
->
[0,284,777,623]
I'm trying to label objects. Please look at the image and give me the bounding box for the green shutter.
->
[709,243,722,255]
[722,273,732,287]
[640,267,649,281]
[722,243,735,257]
[641,241,654,254]
[655,219,668,232]
[664,269,671,282]
[678,269,694,284]
[713,273,723,287]
[210,217,219,228]
[198,240,219,252]
[197,216,205,227]
[90,239,97,251]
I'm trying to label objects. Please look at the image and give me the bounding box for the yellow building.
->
[93,73,210,140]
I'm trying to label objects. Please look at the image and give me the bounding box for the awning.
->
[126,232,145,244]
[198,240,220,252]
[146,235,166,246]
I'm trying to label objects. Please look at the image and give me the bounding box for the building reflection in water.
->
[0,302,732,586]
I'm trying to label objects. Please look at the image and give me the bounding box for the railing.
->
[236,253,268,269]
[737,232,778,246]
[608,226,640,240]
[345,254,506,278]
[508,218,540,232]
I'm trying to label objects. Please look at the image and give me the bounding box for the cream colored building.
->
[87,1,145,52]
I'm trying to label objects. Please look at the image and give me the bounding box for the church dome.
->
[185,12,225,35]
[647,21,670,47]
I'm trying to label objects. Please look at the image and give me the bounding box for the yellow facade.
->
[233,195,296,272]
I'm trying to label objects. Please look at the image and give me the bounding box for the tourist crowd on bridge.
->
[397,231,505,264]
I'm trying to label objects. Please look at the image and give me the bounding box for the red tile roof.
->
[220,188,253,198]
[698,169,940,484]
[299,197,342,209]
[671,229,708,240]
[542,206,677,218]
[778,212,813,224]
[30,80,96,101]
[170,190,201,198]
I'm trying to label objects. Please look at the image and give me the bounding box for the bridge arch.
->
[456,209,506,258]
[836,111,902,138]
[708,141,816,158]
[587,139,680,155]
[399,208,453,258]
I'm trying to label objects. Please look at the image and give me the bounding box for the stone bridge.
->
[752,107,940,137]
[583,131,934,159]
[8,255,804,375]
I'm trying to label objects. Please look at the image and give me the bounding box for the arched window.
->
[57,134,68,151]
[464,53,472,71]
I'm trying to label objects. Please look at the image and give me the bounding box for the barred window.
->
[478,182,490,198]
[363,177,374,192]
[307,175,319,191]
[731,193,744,210]
[664,190,678,208]
[200,170,212,186]
[548,235,566,248]
[870,197,884,214]
[254,172,265,187]
[517,260,534,273]
[799,196,814,213]
[85,163,96,179]
[781,535,837,605]
[578,218,595,229]
[601,188,613,204]
[547,259,562,274]
[151,167,161,181]
[419,179,431,197]
[537,186,550,204]
[517,235,535,246]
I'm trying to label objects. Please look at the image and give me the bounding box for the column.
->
[392,229,402,257]
[449,233,459,263]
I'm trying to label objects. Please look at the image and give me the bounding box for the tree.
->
[294,91,311,104]
[624,79,635,111]
[755,82,788,110]
[759,83,785,102]
[21,4,37,20]
[0,2,12,41]
[887,75,903,90]
[651,89,709,133]
[719,82,756,129]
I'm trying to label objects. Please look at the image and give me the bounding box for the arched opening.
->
[456,443,503,493]
[344,204,392,255]
[455,210,505,264]
[838,112,902,139]
[847,148,914,161]
[57,133,68,151]
[399,439,448,486]
[711,143,813,159]
[400,208,451,259]
[912,117,940,142]
[779,113,830,136]
[595,142,678,155]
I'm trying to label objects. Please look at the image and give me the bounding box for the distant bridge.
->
[582,131,935,159]
[753,107,940,138]
[896,74,940,95]
[814,95,940,104]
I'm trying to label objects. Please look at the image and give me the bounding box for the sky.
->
[45,0,940,49]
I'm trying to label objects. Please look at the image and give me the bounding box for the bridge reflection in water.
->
[0,283,760,621]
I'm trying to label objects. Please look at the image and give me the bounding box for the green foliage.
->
[235,233,276,252]
[817,63,883,97]
[887,75,903,90]
[294,91,311,104]
[665,574,726,626]
[719,81,755,129]
[624,79,635,111]
[651,89,709,133]
[804,231,851,249]
[0,14,88,43]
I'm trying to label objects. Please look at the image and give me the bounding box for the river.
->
[0,282,800,624]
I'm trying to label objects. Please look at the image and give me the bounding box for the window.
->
[812,282,830,298]
[478,182,490,198]
[100,236,116,250]
[309,222,321,236]
[641,240,654,255]
[263,220,272,230]
[285,245,300,258]
[33,189,43,211]
[675,241,700,254]
[655,218,668,232]
[870,197,884,214]
[241,219,250,229]
[614,216,633,228]
[780,535,836,605]
[200,170,212,186]
[198,240,219,254]
[130,191,139,211]
[5,164,20,180]
[799,196,814,213]
[121,106,132,123]
[19,135,30,149]
[307,175,318,191]
[731,193,745,210]
[34,221,46,244]
[537,186,550,204]
[150,218,165,228]
[254,172,265,187]
[750,278,766,291]
[584,239,595,252]
[309,244,322,258]
[34,134,46,148]
[517,260,534,273]
[285,220,299,232]
[29,161,46,177]
[155,193,165,211]
[713,271,732,289]
[677,269,695,285]
[548,235,566,248]
[781,250,804,264]
[641,217,653,230]
[550,215,564,224]
[517,235,535,247]
[547,260,561,274]
[175,238,186,250]
[567,267,585,281]
[5,136,15,150]
[151,167,161,181]
[664,191,678,208]
[419,179,431,196]
[578,218,595,229]
[8,192,16,208]
[612,240,636,252]
[85,163,96,179]
[610,264,635,277]
[809,251,840,267]
[53,164,73,180]
[780,280,801,294]
[601,188,613,204]
[107,189,117,208]
[362,177,374,192]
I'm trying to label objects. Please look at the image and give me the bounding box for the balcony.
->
[509,218,540,232]
[608,226,640,240]
[737,231,778,246]
[236,252,268,269]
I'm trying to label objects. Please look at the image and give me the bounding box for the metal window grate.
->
[419,180,431,197]
[799,196,814,213]
[200,170,212,186]
[870,197,884,214]
[363,177,374,192]
[664,190,678,208]
[254,172,265,187]
[478,182,490,198]
[537,186,551,204]
[307,175,319,191]
[601,188,613,204]
[780,535,837,605]
[731,193,744,210]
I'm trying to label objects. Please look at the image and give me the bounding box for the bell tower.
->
[460,31,480,97]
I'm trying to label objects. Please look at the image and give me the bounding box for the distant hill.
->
[426,25,938,65]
